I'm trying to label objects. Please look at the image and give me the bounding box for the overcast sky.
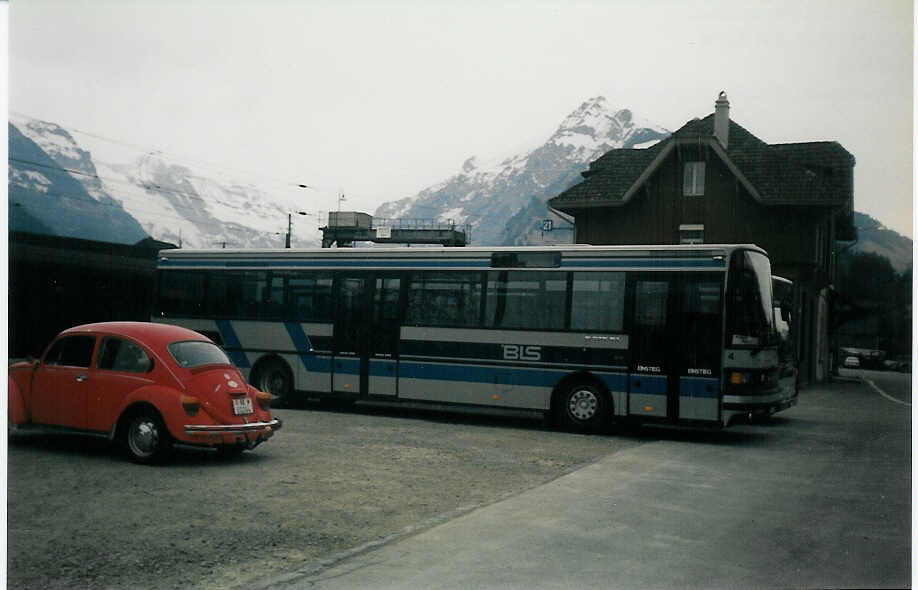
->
[8,0,915,238]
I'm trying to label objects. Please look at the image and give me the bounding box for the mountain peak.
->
[376,96,671,245]
[549,97,666,155]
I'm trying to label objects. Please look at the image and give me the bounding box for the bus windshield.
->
[727,250,776,346]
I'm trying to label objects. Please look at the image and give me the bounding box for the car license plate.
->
[232,397,253,415]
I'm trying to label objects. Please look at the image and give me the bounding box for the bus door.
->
[367,274,401,396]
[627,273,723,423]
[628,276,673,419]
[675,274,723,422]
[333,273,401,397]
[333,274,369,395]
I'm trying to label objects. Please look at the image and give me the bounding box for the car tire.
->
[252,358,294,407]
[123,409,172,464]
[556,380,610,434]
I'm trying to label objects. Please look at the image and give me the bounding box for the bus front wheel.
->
[252,358,293,407]
[557,381,610,434]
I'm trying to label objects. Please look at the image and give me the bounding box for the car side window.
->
[97,337,153,373]
[44,335,96,368]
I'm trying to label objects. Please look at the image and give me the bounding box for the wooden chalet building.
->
[548,92,856,384]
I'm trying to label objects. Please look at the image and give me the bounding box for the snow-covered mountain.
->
[375,96,670,245]
[9,116,321,248]
[9,121,148,244]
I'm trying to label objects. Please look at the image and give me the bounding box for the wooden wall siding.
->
[572,145,831,274]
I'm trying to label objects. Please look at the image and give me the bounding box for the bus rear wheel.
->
[557,381,610,434]
[252,358,293,407]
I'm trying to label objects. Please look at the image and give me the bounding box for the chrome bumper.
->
[184,418,282,435]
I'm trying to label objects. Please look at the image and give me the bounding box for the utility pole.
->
[286,213,292,248]
[285,210,310,248]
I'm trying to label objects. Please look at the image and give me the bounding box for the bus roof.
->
[157,244,767,272]
[159,243,766,259]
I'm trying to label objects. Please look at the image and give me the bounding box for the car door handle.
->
[75,374,87,383]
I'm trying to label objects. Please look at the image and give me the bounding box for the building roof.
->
[549,113,855,210]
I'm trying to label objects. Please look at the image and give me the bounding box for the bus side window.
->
[406,272,482,327]
[287,273,334,321]
[570,272,625,332]
[483,271,566,331]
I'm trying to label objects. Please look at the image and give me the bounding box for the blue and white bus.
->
[153,244,790,431]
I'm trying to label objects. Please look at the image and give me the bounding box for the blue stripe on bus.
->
[284,322,334,373]
[216,319,251,369]
[596,373,628,392]
[398,361,565,388]
[630,374,667,395]
[679,377,721,399]
[334,357,361,373]
[369,359,396,377]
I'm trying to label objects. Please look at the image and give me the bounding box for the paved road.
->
[844,367,912,405]
[272,378,911,590]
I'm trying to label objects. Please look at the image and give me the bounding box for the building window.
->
[679,224,704,244]
[683,161,705,196]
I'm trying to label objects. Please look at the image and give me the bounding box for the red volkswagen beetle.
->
[8,322,281,463]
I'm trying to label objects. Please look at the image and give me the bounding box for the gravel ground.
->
[7,402,639,590]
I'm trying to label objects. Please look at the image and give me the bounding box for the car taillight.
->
[256,391,271,410]
[181,395,201,416]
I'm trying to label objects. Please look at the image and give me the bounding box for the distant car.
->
[842,356,861,369]
[8,322,281,463]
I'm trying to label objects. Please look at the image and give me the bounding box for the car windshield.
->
[168,340,231,368]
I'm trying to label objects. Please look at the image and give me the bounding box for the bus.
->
[153,244,788,431]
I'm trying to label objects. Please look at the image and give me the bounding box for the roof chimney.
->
[714,91,730,148]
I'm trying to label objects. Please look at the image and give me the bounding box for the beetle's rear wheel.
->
[123,410,172,464]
